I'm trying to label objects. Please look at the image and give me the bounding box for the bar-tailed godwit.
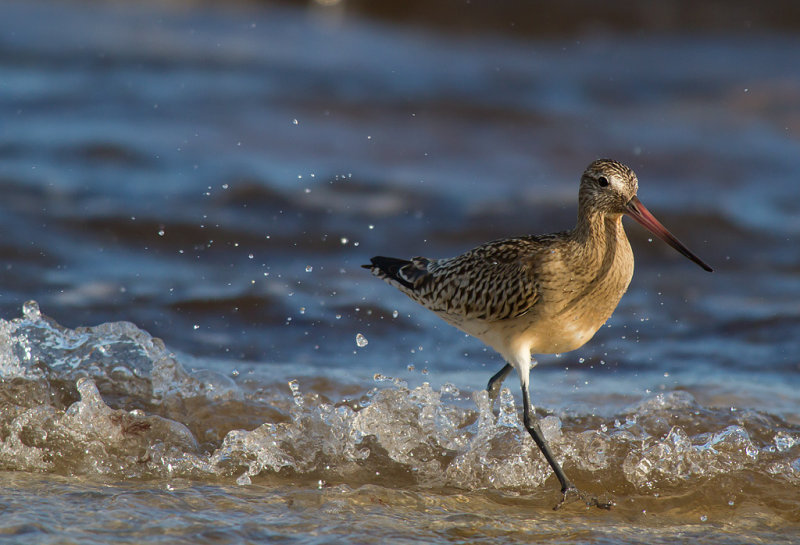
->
[363,159,712,509]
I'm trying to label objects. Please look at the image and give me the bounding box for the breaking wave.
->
[1,301,798,503]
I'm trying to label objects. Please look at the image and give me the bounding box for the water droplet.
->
[292,118,299,125]
[287,379,304,408]
[700,515,708,522]
[158,229,165,236]
[305,265,313,272]
[440,383,460,396]
[392,310,399,318]
[193,324,200,330]
[774,432,796,452]
[22,300,41,320]
[356,333,368,347]
[340,237,349,245]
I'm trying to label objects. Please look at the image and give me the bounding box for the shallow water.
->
[1,0,799,543]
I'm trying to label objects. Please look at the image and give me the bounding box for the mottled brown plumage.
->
[364,159,712,509]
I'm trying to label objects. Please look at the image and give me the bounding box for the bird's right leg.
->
[486,363,513,406]
[519,377,577,499]
[518,361,613,510]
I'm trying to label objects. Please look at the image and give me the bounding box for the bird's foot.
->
[553,485,614,511]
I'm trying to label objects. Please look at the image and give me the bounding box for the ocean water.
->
[1,1,799,543]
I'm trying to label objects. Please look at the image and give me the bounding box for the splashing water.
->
[0,302,799,545]
[0,302,798,499]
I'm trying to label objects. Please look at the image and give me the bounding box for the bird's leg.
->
[520,380,613,511]
[486,363,513,406]
[519,381,575,495]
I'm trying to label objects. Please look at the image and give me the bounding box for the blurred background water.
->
[1,0,799,543]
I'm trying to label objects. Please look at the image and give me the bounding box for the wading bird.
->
[363,159,713,508]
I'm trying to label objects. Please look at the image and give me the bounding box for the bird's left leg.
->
[486,363,513,406]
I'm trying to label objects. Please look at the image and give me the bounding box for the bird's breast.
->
[532,228,634,352]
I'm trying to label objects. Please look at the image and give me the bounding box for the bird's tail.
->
[362,256,417,290]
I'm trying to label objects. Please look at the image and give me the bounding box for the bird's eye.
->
[597,176,609,187]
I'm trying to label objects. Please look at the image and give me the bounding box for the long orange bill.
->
[625,196,713,272]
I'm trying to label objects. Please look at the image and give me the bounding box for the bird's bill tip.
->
[625,196,713,272]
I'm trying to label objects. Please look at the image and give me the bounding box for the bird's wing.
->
[366,237,541,321]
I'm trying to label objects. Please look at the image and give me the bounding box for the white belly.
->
[436,308,603,362]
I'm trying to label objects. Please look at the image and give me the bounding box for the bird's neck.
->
[572,208,624,247]
[567,207,634,298]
